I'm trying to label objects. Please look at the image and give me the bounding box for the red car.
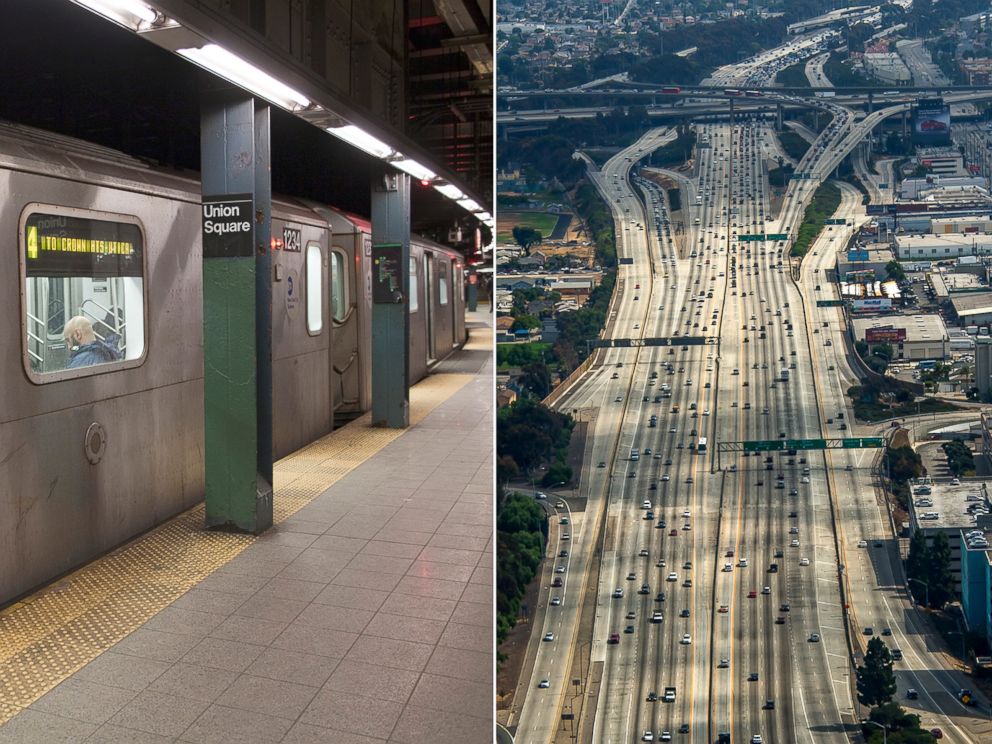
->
[669,529,678,537]
[608,633,620,644]
[747,590,757,598]
[718,605,729,614]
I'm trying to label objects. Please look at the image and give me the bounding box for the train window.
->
[330,249,347,323]
[438,261,449,306]
[409,256,419,313]
[21,207,146,382]
[306,242,323,335]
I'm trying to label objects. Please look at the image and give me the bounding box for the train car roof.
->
[0,120,338,228]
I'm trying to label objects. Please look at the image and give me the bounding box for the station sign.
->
[202,194,253,258]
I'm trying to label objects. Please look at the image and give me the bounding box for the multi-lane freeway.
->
[503,22,992,744]
[508,116,992,744]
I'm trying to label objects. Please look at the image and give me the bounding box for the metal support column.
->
[776,103,784,131]
[200,91,273,534]
[371,171,411,428]
[867,92,874,114]
[902,110,909,140]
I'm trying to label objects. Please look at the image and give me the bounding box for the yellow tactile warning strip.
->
[0,330,483,725]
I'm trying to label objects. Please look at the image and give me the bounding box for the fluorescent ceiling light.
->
[177,44,311,111]
[475,211,492,221]
[392,158,436,181]
[434,183,464,200]
[457,197,482,212]
[326,125,395,159]
[74,0,158,25]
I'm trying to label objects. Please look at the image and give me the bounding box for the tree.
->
[906,529,929,598]
[886,260,907,282]
[541,462,572,487]
[519,362,552,399]
[857,637,897,707]
[510,314,540,333]
[512,226,543,254]
[927,531,955,608]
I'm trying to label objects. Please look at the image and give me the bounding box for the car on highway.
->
[643,732,654,742]
[608,633,620,644]
[543,632,554,642]
[808,632,820,642]
[538,679,550,688]
[680,633,692,645]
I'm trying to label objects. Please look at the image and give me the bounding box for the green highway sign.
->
[824,218,846,225]
[842,437,884,448]
[737,234,766,242]
[739,437,884,453]
[816,299,846,307]
[743,440,784,452]
[766,233,788,241]
[786,439,826,450]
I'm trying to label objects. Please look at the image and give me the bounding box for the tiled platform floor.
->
[0,314,493,744]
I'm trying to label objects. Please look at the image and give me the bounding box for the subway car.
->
[0,121,467,605]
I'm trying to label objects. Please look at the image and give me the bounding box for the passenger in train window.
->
[63,316,122,369]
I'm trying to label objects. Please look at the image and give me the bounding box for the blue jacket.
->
[67,340,122,368]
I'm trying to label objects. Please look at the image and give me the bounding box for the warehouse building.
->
[851,314,949,360]
[950,292,992,326]
[895,234,992,260]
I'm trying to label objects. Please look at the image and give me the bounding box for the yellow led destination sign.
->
[37,235,135,256]
[25,212,143,278]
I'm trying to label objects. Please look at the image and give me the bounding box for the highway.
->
[504,30,992,744]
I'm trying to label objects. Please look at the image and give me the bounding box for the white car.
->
[543,632,554,642]
[681,633,692,645]
[661,474,670,482]
[790,539,800,547]
[538,679,550,688]
[857,540,868,548]
[800,558,810,566]
[667,572,678,582]
[801,476,810,484]
[551,596,561,606]
[643,733,654,742]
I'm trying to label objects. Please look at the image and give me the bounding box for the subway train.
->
[0,121,467,606]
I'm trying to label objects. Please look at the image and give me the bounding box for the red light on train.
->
[271,237,284,250]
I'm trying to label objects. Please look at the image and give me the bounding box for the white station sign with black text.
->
[202,194,254,258]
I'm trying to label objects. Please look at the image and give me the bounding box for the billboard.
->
[912,98,951,145]
[853,297,893,312]
[866,326,907,343]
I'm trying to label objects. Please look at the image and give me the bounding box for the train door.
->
[424,252,436,362]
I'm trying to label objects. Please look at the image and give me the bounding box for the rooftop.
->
[950,291,992,317]
[851,313,948,342]
[909,479,991,531]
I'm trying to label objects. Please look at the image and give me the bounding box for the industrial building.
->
[950,292,992,326]
[851,314,949,360]
[900,176,986,200]
[931,216,992,234]
[836,244,896,280]
[862,51,912,84]
[894,233,992,260]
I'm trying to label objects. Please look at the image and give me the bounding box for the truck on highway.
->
[780,369,790,382]
[662,86,682,94]
[663,687,677,703]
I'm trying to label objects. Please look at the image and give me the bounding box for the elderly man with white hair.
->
[63,316,122,369]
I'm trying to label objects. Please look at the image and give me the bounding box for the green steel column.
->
[371,171,411,428]
[200,91,273,533]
